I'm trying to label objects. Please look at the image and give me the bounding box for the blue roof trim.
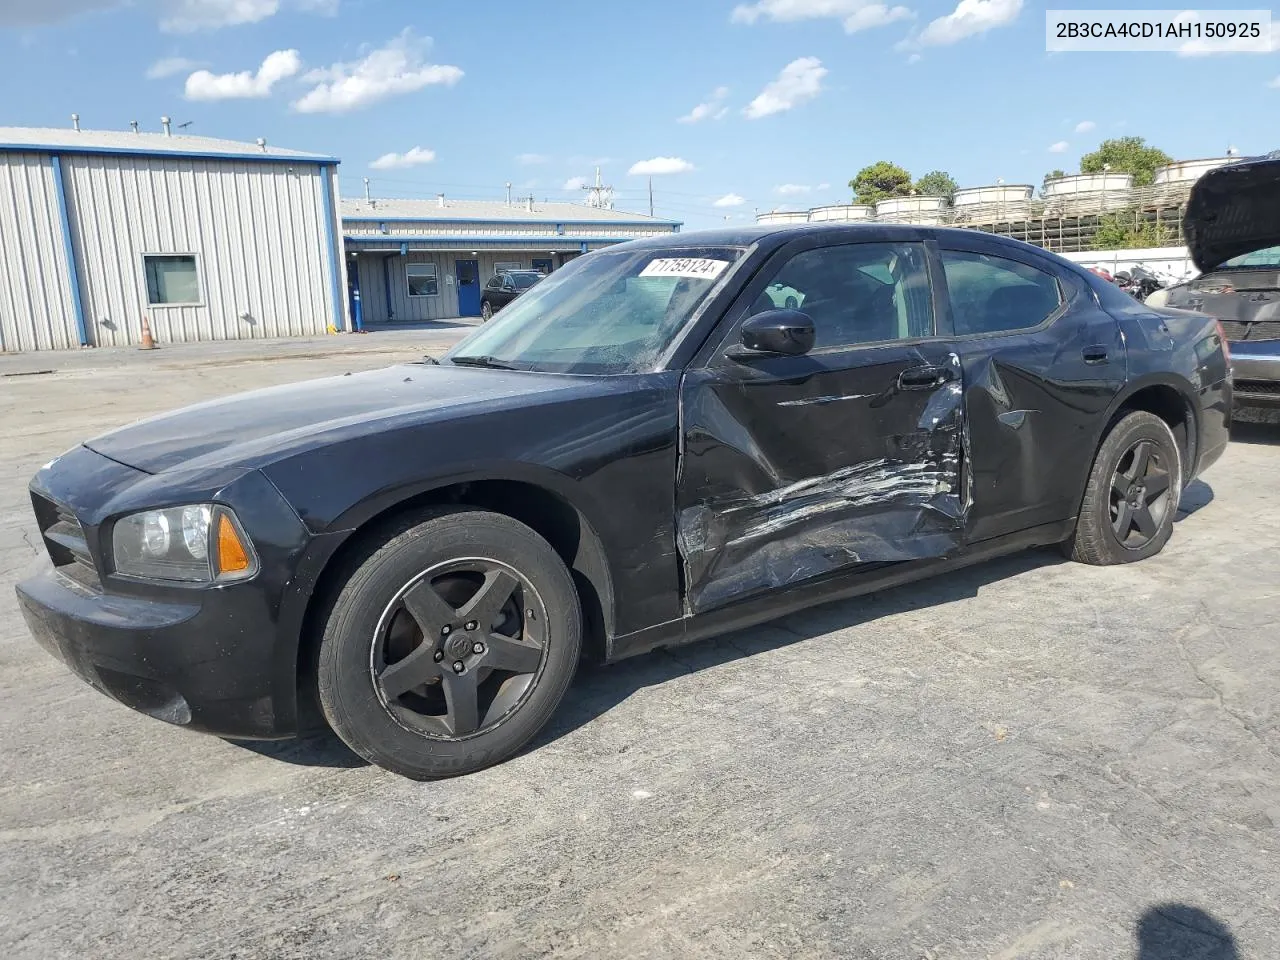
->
[0,142,339,165]
[342,215,683,227]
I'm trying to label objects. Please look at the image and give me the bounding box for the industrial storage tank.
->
[755,210,810,225]
[807,204,873,222]
[952,184,1034,206]
[1152,157,1237,185]
[1041,172,1134,217]
[873,195,947,224]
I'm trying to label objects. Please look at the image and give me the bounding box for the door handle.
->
[1082,345,1109,365]
[897,364,955,391]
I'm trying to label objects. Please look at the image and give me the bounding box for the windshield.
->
[1222,245,1280,269]
[510,272,541,289]
[446,246,746,374]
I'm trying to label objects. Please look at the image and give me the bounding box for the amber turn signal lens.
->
[215,512,252,576]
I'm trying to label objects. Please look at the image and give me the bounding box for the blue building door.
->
[455,259,481,316]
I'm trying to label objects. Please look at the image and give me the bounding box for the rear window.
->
[1222,245,1280,268]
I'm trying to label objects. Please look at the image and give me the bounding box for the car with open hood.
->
[17,224,1231,779]
[1164,152,1280,417]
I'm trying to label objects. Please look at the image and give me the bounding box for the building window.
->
[144,254,201,306]
[406,262,439,297]
[494,261,523,275]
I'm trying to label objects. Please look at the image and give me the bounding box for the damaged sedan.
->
[18,225,1230,779]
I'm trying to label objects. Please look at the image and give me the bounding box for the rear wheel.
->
[1065,410,1182,565]
[316,509,581,779]
[480,300,493,322]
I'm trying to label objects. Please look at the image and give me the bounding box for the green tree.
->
[1080,137,1172,187]
[849,161,913,205]
[1044,168,1066,182]
[913,170,958,202]
[1092,211,1176,250]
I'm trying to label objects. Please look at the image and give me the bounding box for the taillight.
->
[1215,319,1231,363]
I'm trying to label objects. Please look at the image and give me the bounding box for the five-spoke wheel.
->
[317,508,581,779]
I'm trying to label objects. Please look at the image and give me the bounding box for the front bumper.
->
[18,570,292,738]
[1230,340,1280,408]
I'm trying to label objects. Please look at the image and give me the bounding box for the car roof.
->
[617,222,1085,266]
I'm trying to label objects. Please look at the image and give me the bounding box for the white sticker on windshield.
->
[639,257,730,280]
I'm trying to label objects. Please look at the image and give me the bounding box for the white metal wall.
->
[0,153,81,351]
[344,218,673,241]
[63,155,341,347]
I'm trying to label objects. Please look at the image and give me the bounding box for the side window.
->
[747,242,933,349]
[941,250,1062,336]
[485,276,503,291]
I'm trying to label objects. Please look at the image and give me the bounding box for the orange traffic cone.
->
[139,315,157,350]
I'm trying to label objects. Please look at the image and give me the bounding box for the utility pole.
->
[582,166,614,209]
[648,176,653,217]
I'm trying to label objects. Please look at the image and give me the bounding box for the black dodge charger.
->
[18,224,1231,779]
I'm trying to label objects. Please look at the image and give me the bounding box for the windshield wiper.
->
[449,354,518,370]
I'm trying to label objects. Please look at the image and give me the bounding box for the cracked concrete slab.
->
[0,337,1277,959]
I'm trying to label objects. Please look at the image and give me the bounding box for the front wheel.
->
[480,300,493,322]
[316,509,581,779]
[1064,410,1182,565]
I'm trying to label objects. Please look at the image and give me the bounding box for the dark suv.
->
[480,270,543,321]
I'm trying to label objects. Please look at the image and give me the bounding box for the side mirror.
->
[736,309,815,357]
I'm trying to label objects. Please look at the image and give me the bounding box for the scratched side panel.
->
[676,346,966,614]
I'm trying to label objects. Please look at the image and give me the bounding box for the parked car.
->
[480,269,543,321]
[1165,152,1280,418]
[18,225,1230,779]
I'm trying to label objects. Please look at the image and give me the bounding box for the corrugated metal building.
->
[342,197,680,323]
[0,125,347,352]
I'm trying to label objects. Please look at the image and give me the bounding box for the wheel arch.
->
[1100,374,1199,481]
[281,471,617,732]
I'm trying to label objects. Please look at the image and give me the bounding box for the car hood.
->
[1185,153,1280,272]
[85,362,584,474]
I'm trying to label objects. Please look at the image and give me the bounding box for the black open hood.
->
[1185,152,1280,272]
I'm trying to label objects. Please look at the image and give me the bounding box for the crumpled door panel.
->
[676,349,966,614]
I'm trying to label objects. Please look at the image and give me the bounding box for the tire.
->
[480,300,493,322]
[1064,410,1183,565]
[316,508,581,779]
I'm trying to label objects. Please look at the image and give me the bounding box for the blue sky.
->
[1,0,1277,228]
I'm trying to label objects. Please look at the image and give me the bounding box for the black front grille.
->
[1222,321,1280,342]
[31,492,101,590]
[1235,379,1280,397]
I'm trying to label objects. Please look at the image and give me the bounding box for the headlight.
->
[112,504,258,583]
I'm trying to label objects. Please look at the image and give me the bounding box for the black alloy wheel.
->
[1108,439,1173,550]
[316,508,581,779]
[1064,410,1182,566]
[371,559,547,739]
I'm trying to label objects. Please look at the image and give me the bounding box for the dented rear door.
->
[675,235,966,615]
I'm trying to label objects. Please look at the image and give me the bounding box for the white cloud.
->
[775,183,811,195]
[517,153,549,165]
[907,52,922,63]
[1272,75,1280,87]
[1074,120,1096,133]
[628,156,695,176]
[563,176,589,190]
[915,0,1022,46]
[1048,141,1069,153]
[743,56,827,119]
[146,56,205,79]
[678,86,730,124]
[161,0,278,33]
[369,146,436,170]
[713,193,746,207]
[184,49,301,101]
[293,30,463,114]
[816,182,830,190]
[731,0,913,33]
